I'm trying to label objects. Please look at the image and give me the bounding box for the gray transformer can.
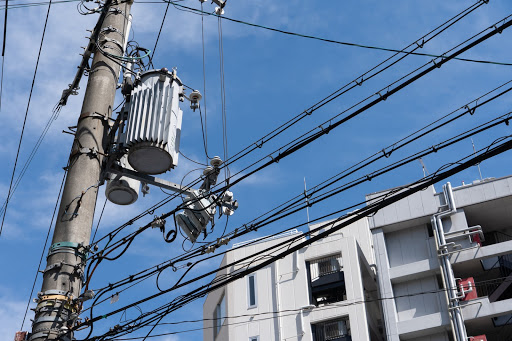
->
[124,69,184,174]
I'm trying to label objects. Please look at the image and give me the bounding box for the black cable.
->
[97,277,512,340]
[91,198,108,244]
[178,150,208,166]
[79,137,512,338]
[212,15,512,196]
[19,168,67,330]
[149,0,170,68]
[200,1,210,163]
[0,0,53,236]
[2,0,8,56]
[205,0,487,171]
[167,0,510,68]
[82,95,512,302]
[85,77,512,300]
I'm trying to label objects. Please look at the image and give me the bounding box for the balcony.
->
[307,254,346,306]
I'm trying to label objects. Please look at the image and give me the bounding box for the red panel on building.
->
[469,335,487,341]
[470,230,482,246]
[458,277,478,301]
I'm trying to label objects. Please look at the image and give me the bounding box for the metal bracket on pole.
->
[107,164,195,196]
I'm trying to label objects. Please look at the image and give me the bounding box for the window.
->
[309,254,342,280]
[247,274,257,308]
[249,337,259,341]
[214,293,226,338]
[307,254,346,306]
[312,317,351,341]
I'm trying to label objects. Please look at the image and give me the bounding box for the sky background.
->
[1,0,512,340]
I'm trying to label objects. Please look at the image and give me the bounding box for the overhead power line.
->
[213,14,512,196]
[94,277,512,340]
[83,76,512,295]
[58,0,490,256]
[84,106,512,309]
[0,0,53,236]
[166,0,511,67]
[78,137,512,339]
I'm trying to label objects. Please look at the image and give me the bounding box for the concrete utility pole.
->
[29,1,133,340]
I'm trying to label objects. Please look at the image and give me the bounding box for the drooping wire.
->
[79,109,512,321]
[0,0,53,236]
[91,198,108,244]
[211,14,512,194]
[80,74,512,290]
[195,0,489,173]
[200,0,210,164]
[78,138,512,338]
[166,0,511,68]
[217,14,230,182]
[20,167,67,330]
[149,0,170,68]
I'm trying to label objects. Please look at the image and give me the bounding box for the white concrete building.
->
[369,176,512,341]
[204,175,512,341]
[203,219,384,341]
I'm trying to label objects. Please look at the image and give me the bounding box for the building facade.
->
[204,175,512,341]
[369,175,512,341]
[203,219,383,341]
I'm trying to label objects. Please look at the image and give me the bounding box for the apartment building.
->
[368,175,512,341]
[204,175,512,341]
[203,218,384,341]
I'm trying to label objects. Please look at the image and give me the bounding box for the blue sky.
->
[1,0,512,340]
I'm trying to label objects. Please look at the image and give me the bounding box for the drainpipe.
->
[274,260,282,341]
[432,182,467,341]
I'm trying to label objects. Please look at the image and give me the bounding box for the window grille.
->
[309,254,342,281]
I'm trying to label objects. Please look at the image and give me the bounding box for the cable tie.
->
[355,77,364,86]
[366,174,372,181]
[432,145,438,152]
[382,149,391,158]
[415,39,425,48]
[304,110,312,116]
[432,58,442,68]
[464,105,476,115]
[255,140,263,148]
[493,24,503,34]
[376,91,388,101]
[269,155,280,164]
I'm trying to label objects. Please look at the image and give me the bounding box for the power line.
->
[82,80,512,299]
[75,4,496,262]
[149,0,170,67]
[0,0,53,236]
[212,14,512,196]
[20,168,67,330]
[95,277,512,340]
[78,138,512,339]
[166,1,511,67]
[200,0,489,173]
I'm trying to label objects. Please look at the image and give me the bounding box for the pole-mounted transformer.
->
[123,68,183,175]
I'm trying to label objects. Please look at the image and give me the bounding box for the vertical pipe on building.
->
[274,260,283,341]
[432,183,467,341]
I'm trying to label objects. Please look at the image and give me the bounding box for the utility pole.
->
[29,1,133,340]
